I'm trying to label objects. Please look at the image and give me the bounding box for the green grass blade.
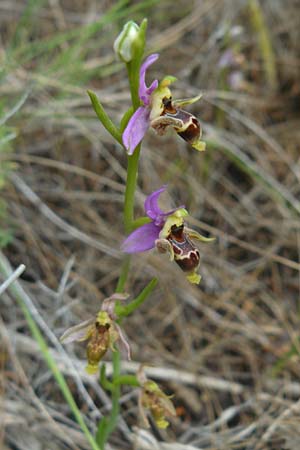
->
[0,252,100,450]
[9,0,47,50]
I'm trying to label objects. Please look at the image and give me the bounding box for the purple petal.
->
[121,222,161,253]
[122,106,150,155]
[144,185,167,220]
[139,53,159,105]
[144,186,185,225]
[140,79,158,105]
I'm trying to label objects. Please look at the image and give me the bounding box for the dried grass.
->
[1,0,300,449]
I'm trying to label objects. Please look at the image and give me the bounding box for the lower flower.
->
[60,293,130,374]
[121,186,214,284]
[137,366,176,429]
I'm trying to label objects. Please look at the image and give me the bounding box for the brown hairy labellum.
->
[167,224,200,273]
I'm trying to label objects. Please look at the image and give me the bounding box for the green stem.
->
[125,18,148,109]
[100,363,114,391]
[105,352,121,438]
[96,351,121,449]
[124,146,141,233]
[132,215,151,230]
[116,255,131,293]
[114,374,140,387]
[127,61,140,109]
[122,53,142,232]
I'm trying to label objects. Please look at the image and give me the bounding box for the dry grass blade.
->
[0,263,25,295]
[1,0,300,449]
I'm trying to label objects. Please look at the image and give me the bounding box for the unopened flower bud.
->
[138,377,176,429]
[113,21,140,62]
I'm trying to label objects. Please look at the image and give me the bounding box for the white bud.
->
[113,21,140,62]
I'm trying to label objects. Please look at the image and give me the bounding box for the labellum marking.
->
[167,224,200,273]
[161,97,202,146]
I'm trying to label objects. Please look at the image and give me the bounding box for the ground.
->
[1,1,300,449]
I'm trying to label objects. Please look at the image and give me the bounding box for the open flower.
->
[121,186,214,284]
[137,366,176,429]
[60,293,131,374]
[123,54,205,155]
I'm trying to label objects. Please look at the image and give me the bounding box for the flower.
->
[137,366,176,429]
[121,185,185,253]
[140,380,176,429]
[60,293,131,374]
[121,186,214,284]
[122,54,205,155]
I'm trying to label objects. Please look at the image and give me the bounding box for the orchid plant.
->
[62,19,213,449]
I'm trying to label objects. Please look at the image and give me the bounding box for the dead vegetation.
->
[1,0,300,449]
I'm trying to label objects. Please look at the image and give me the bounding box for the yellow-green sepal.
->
[173,94,202,107]
[187,228,215,243]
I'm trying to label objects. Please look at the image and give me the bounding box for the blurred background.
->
[1,0,300,449]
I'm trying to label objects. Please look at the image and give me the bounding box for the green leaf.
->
[116,278,158,318]
[87,90,123,145]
